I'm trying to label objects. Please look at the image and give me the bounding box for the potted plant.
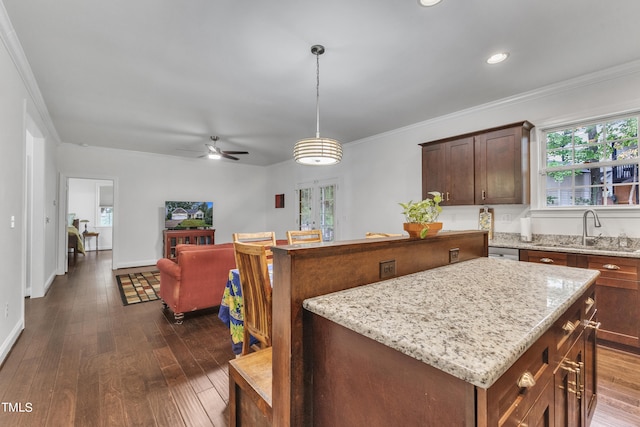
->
[399,191,443,238]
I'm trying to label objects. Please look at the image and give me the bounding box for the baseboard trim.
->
[113,259,159,270]
[0,318,25,367]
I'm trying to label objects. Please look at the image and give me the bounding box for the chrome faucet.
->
[582,209,602,246]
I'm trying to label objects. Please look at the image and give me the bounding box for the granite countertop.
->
[488,232,640,258]
[303,257,599,389]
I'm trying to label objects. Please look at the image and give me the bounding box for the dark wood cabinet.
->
[582,255,640,349]
[421,121,533,205]
[421,136,475,205]
[162,229,215,261]
[475,123,532,204]
[522,249,639,351]
[520,250,640,351]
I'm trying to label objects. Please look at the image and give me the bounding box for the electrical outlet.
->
[4,303,8,318]
[449,248,460,264]
[379,260,396,279]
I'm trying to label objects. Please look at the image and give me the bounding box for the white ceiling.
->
[4,0,640,166]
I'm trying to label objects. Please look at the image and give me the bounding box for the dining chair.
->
[286,229,323,245]
[234,242,273,355]
[232,231,277,263]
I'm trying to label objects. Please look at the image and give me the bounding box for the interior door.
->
[295,180,338,242]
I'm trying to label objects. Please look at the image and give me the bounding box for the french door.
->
[295,180,338,242]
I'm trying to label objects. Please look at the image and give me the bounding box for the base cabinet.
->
[522,249,640,351]
[309,283,596,426]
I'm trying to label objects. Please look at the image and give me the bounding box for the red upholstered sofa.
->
[156,243,236,324]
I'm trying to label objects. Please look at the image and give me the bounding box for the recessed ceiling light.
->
[487,52,509,64]
[419,0,442,6]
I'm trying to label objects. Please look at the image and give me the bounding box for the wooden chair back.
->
[233,231,277,265]
[286,229,323,245]
[234,242,273,355]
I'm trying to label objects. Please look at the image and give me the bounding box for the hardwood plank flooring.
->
[0,251,235,427]
[1,251,640,426]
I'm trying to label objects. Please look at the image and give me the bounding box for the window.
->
[97,184,113,227]
[543,114,639,207]
[99,207,113,227]
[295,180,338,242]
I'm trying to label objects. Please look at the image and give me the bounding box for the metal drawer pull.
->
[585,320,601,330]
[603,264,620,270]
[562,321,576,333]
[517,371,536,388]
[540,257,554,264]
[585,297,595,312]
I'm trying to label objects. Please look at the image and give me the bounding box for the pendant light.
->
[294,44,343,165]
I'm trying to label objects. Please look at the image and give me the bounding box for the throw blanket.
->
[68,226,86,255]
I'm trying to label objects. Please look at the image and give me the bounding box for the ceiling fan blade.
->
[205,143,216,152]
[221,150,249,155]
[221,153,240,161]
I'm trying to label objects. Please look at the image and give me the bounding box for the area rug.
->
[115,271,162,306]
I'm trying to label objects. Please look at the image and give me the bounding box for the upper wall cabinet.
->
[420,121,533,205]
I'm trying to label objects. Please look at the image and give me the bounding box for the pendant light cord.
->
[315,50,321,139]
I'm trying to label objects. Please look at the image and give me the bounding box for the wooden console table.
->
[163,229,215,261]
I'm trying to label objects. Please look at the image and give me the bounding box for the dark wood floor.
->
[0,250,235,427]
[1,251,639,426]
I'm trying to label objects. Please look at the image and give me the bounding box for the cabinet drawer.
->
[587,255,639,281]
[487,330,554,426]
[552,299,582,359]
[524,250,568,266]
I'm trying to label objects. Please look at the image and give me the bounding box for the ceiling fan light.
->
[208,153,222,160]
[294,137,343,165]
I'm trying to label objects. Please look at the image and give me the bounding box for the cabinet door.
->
[421,138,474,205]
[583,312,598,426]
[588,256,639,348]
[445,136,475,205]
[475,126,529,204]
[421,142,446,201]
[554,339,584,427]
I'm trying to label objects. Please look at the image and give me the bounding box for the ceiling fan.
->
[200,136,249,161]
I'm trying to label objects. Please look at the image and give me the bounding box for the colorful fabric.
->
[218,266,273,355]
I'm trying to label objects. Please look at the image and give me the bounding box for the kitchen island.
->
[304,257,600,426]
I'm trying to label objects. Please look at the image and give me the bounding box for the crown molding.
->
[348,59,640,148]
[0,1,60,143]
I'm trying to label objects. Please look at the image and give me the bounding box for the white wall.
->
[0,25,58,360]
[57,145,269,268]
[266,62,640,240]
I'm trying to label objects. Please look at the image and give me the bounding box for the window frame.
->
[538,112,639,210]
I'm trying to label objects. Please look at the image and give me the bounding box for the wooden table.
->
[83,232,99,251]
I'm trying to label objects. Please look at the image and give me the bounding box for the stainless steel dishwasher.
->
[488,246,520,261]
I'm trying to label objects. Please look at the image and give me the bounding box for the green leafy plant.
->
[399,191,442,238]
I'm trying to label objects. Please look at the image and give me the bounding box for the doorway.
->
[65,177,114,271]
